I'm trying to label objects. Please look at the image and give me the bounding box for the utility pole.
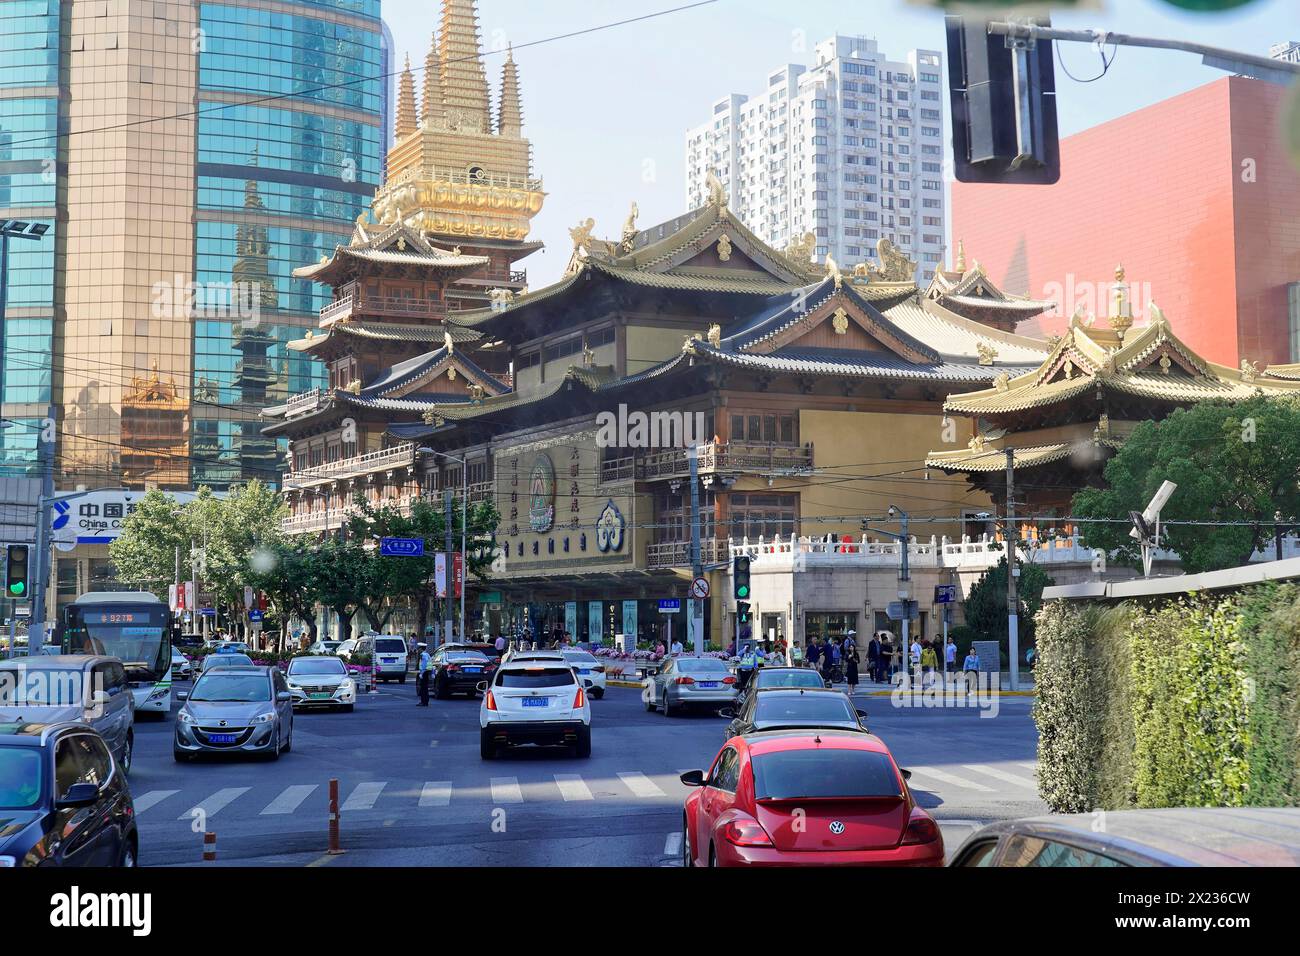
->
[460,467,467,644]
[443,487,453,646]
[1005,448,1020,691]
[687,446,703,653]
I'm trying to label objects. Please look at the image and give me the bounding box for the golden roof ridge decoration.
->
[619,201,639,253]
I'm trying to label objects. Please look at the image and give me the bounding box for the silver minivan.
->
[349,635,410,683]
[0,655,136,774]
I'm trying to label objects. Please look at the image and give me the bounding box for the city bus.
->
[62,591,172,717]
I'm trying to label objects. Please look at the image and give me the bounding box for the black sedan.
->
[432,648,496,698]
[719,687,869,740]
[0,721,138,867]
[735,665,829,709]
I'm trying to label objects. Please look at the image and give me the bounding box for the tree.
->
[1073,396,1300,573]
[245,538,323,650]
[108,490,190,599]
[309,536,370,641]
[963,556,1055,655]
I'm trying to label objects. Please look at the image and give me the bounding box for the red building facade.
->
[952,77,1300,367]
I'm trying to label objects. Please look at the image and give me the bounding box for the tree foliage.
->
[963,556,1054,652]
[1073,396,1300,572]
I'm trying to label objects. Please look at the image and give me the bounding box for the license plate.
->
[698,681,719,688]
[208,733,238,744]
[463,667,481,673]
[310,692,332,699]
[522,697,549,707]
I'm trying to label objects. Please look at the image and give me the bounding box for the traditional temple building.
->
[927,267,1300,526]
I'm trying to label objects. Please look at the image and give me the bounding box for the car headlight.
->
[249,712,276,724]
[339,679,355,693]
[146,687,169,701]
[177,710,196,724]
[286,682,300,690]
[0,856,15,868]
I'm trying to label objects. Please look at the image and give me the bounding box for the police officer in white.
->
[416,642,431,706]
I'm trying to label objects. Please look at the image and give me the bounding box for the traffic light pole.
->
[687,446,703,653]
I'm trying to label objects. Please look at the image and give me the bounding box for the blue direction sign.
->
[248,609,264,622]
[380,537,425,557]
[199,607,216,617]
[934,584,957,604]
[657,598,681,614]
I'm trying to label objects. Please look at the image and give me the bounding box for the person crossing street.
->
[416,642,431,706]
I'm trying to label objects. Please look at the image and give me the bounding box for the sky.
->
[379,0,1298,285]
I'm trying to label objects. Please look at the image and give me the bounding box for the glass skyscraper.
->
[0,0,384,488]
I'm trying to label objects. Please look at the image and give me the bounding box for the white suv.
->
[561,649,607,699]
[479,659,592,759]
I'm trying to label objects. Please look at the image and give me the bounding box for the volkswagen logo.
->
[829,821,846,835]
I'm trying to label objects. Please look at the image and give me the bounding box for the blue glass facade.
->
[0,1,58,476]
[192,0,383,487]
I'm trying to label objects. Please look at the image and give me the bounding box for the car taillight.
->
[675,676,695,685]
[901,808,940,845]
[446,664,459,672]
[573,687,586,708]
[722,675,736,684]
[722,815,773,847]
[485,691,497,711]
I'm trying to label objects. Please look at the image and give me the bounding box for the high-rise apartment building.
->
[685,36,945,281]
[0,0,385,490]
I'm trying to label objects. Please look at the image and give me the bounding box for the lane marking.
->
[490,776,523,804]
[341,781,387,811]
[962,763,1039,790]
[663,831,682,857]
[553,774,593,802]
[261,784,318,815]
[419,781,453,807]
[907,766,995,793]
[1017,762,1039,773]
[132,789,179,814]
[180,787,250,820]
[618,771,666,798]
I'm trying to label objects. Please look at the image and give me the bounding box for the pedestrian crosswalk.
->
[131,760,1040,828]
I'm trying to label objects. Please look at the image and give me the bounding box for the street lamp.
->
[862,505,911,677]
[418,447,467,645]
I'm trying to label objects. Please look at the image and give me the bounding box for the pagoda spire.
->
[439,0,491,133]
[396,54,417,139]
[421,30,444,128]
[497,45,523,137]
[955,238,966,273]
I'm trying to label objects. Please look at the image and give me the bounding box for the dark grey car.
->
[174,666,293,761]
[720,686,868,740]
[0,656,136,775]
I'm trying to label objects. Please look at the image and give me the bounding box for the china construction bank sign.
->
[52,489,205,548]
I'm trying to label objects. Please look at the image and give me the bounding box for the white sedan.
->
[284,656,357,712]
[170,648,193,680]
[561,650,606,699]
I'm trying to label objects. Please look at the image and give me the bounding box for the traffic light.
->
[5,544,29,598]
[733,555,751,600]
[736,601,750,626]
[945,15,1059,184]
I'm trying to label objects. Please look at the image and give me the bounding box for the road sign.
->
[690,576,710,599]
[248,609,263,622]
[886,600,919,621]
[380,537,425,557]
[658,598,681,614]
[479,590,503,605]
[200,607,216,617]
[934,584,957,604]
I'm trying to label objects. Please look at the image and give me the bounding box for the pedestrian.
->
[670,636,684,655]
[945,636,957,680]
[494,632,506,654]
[867,632,881,683]
[962,645,980,693]
[415,642,431,706]
[910,635,922,674]
[805,637,822,671]
[844,633,859,695]
[921,640,937,686]
[737,643,761,692]
[791,641,804,665]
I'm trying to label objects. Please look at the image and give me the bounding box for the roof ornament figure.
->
[955,238,967,273]
[467,383,485,402]
[488,287,515,312]
[1149,301,1170,331]
[870,237,916,282]
[582,341,595,367]
[993,372,1010,392]
[1240,358,1259,383]
[825,253,843,290]
[717,233,733,262]
[619,201,639,252]
[448,366,457,382]
[569,217,601,257]
[977,342,998,366]
[705,170,727,209]
[345,379,361,395]
[444,329,455,354]
[1159,354,1172,375]
[707,323,722,348]
[831,307,849,335]
[1109,263,1132,339]
[784,232,815,265]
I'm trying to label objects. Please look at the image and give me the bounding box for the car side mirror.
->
[679,769,706,788]
[58,782,100,808]
[583,679,593,688]
[900,768,912,781]
[476,681,489,693]
[856,709,869,720]
[718,706,737,719]
[87,690,111,707]
[276,691,291,702]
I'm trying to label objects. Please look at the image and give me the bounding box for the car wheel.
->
[398,674,407,684]
[120,732,133,775]
[662,691,675,718]
[266,729,281,761]
[342,704,354,713]
[591,688,604,700]
[575,725,592,758]
[480,729,497,760]
[708,843,718,867]
[435,676,448,700]
[173,748,190,763]
[644,690,657,712]
[118,836,138,868]
[682,815,693,867]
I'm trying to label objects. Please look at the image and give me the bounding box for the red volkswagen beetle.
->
[680,729,944,866]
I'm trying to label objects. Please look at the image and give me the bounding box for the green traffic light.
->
[9,583,24,595]
[737,585,749,598]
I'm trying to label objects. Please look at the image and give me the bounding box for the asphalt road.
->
[127,676,1044,867]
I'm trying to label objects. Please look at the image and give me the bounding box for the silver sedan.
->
[644,655,737,716]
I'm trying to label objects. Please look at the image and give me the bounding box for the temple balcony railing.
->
[280,493,420,535]
[640,441,814,481]
[282,443,416,490]
[646,537,729,570]
[319,292,445,324]
[285,388,323,418]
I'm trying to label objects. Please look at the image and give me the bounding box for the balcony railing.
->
[285,388,322,418]
[640,441,814,481]
[319,292,445,324]
[280,494,420,534]
[646,538,729,570]
[283,443,416,489]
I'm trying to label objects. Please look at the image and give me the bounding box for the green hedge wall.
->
[1034,585,1300,811]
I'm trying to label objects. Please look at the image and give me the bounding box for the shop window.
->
[804,612,858,646]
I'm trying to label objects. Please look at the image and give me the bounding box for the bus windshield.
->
[64,597,169,682]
